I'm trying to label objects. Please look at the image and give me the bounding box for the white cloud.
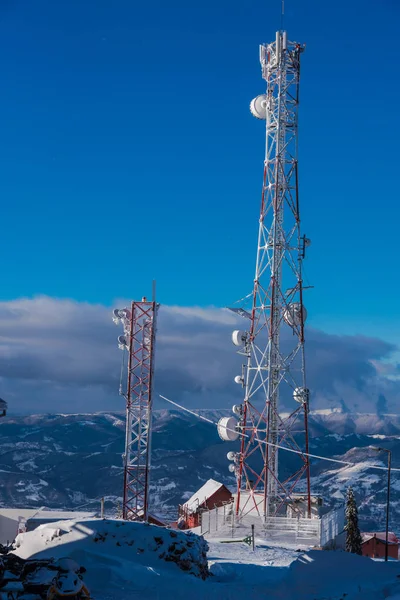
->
[0,296,398,414]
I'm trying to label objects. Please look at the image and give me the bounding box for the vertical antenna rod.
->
[113,288,159,521]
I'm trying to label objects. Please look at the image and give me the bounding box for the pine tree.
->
[344,486,362,554]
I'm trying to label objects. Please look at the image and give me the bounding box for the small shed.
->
[148,514,166,527]
[0,508,96,545]
[0,508,39,545]
[178,479,232,529]
[136,509,166,527]
[26,510,96,532]
[361,532,399,560]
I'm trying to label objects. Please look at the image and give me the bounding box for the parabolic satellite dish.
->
[283,303,307,328]
[293,387,310,404]
[113,308,131,324]
[217,416,239,442]
[250,95,268,120]
[232,330,247,347]
[118,335,128,350]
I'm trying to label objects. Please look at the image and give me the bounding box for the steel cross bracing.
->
[235,31,311,519]
[115,299,158,521]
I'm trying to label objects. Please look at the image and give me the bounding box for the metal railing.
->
[199,500,234,535]
[199,503,344,547]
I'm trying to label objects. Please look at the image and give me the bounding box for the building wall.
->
[0,514,22,545]
[362,537,398,559]
[0,509,38,545]
[185,513,200,529]
[204,486,232,511]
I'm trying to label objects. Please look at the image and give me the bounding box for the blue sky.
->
[1,0,399,340]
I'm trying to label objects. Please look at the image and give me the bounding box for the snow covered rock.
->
[13,518,209,580]
[156,529,209,579]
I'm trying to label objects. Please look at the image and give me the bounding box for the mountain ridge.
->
[0,409,397,534]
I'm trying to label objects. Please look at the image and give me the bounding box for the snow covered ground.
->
[10,517,400,599]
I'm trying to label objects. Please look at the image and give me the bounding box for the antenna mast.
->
[113,287,159,521]
[220,31,311,520]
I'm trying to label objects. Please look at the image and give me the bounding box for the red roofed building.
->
[361,532,399,560]
[178,479,232,529]
[136,509,166,527]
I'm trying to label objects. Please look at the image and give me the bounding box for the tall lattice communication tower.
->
[113,290,159,521]
[217,30,312,519]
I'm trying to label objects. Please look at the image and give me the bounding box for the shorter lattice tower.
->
[113,289,159,521]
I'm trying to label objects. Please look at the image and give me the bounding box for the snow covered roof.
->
[0,508,38,521]
[331,490,345,500]
[361,532,399,545]
[136,509,165,526]
[28,510,96,521]
[183,479,227,513]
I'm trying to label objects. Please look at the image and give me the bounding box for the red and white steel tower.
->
[113,291,158,521]
[218,30,311,519]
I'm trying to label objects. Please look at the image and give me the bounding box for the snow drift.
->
[10,517,400,599]
[13,519,209,584]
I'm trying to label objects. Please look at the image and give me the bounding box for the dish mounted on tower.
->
[218,30,312,519]
[113,285,159,521]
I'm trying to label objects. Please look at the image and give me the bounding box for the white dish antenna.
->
[293,387,310,404]
[250,94,267,120]
[283,303,307,328]
[113,308,131,325]
[232,330,248,347]
[228,463,236,473]
[217,416,239,442]
[118,335,129,350]
[121,308,131,320]
[112,308,121,325]
[234,375,243,385]
[232,404,242,416]
[227,451,236,461]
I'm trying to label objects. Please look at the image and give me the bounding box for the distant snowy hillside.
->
[0,409,398,533]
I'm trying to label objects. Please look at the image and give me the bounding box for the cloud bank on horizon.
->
[0,296,398,415]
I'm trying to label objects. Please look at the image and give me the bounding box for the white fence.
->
[320,506,345,547]
[199,501,233,536]
[199,503,344,547]
[264,515,321,544]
